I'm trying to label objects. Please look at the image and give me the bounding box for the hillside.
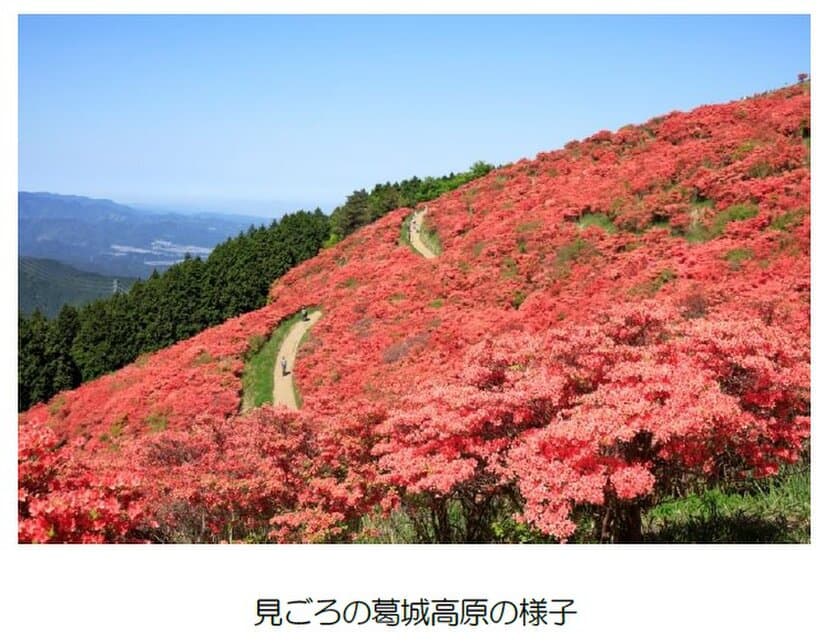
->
[17,164,494,412]
[19,84,810,543]
[19,256,138,317]
[19,192,265,277]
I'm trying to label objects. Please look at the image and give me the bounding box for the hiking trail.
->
[408,208,438,259]
[273,310,322,410]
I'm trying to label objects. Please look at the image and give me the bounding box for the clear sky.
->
[19,14,810,217]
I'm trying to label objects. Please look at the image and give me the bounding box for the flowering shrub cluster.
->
[19,84,810,542]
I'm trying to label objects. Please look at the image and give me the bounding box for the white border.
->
[4,3,834,640]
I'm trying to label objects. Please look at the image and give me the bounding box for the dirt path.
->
[408,208,438,259]
[273,310,322,410]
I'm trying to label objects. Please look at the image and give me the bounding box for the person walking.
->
[301,306,309,322]
[281,355,288,376]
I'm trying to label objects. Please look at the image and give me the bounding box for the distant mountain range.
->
[19,256,139,317]
[19,191,269,278]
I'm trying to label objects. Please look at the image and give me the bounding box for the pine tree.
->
[47,305,81,392]
[18,310,50,408]
[331,189,370,238]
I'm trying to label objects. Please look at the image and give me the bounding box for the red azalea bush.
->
[20,84,810,542]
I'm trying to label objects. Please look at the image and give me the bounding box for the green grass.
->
[748,160,773,178]
[355,462,810,543]
[651,268,677,291]
[565,462,810,543]
[145,410,169,433]
[419,225,443,256]
[321,232,341,249]
[710,203,759,234]
[680,202,760,243]
[554,236,595,268]
[191,350,214,366]
[501,256,518,278]
[578,212,617,233]
[240,316,297,411]
[630,268,677,297]
[770,208,806,232]
[340,277,360,289]
[399,215,411,245]
[516,220,542,234]
[48,396,67,416]
[100,414,127,448]
[649,220,671,231]
[674,198,716,242]
[511,290,527,309]
[556,237,593,263]
[244,334,267,359]
[733,140,757,159]
[644,463,810,543]
[553,237,597,278]
[683,227,711,243]
[725,247,754,269]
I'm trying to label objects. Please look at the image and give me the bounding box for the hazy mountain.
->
[129,198,334,220]
[19,256,139,317]
[19,192,269,277]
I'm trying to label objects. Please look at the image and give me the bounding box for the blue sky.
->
[19,14,810,217]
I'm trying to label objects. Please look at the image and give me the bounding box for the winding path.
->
[408,208,438,259]
[274,208,435,411]
[273,310,322,410]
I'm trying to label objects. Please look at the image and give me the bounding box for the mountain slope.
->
[19,192,266,277]
[19,84,810,543]
[19,256,138,317]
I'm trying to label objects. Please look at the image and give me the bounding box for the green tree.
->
[47,305,81,392]
[331,189,370,238]
[18,312,47,409]
[72,299,120,380]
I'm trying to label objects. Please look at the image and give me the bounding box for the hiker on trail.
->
[281,355,288,376]
[301,307,309,321]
